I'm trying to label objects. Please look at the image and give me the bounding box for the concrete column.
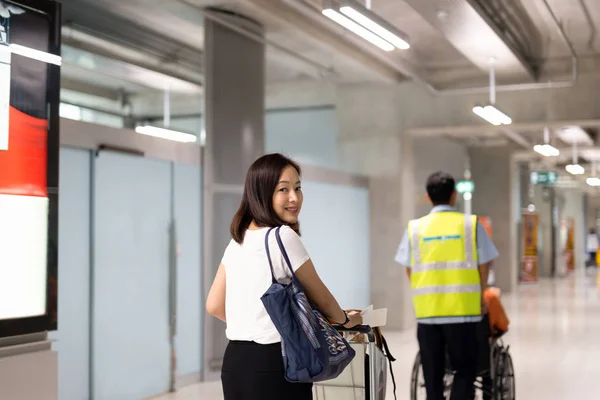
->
[335,84,415,330]
[557,188,586,270]
[202,10,264,379]
[532,186,554,277]
[469,146,517,293]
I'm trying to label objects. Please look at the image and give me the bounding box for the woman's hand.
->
[343,311,363,329]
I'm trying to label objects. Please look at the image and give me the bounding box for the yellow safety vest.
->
[408,212,481,320]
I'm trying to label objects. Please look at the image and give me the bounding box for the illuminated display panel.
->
[0,0,60,338]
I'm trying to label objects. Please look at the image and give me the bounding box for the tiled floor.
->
[156,269,600,400]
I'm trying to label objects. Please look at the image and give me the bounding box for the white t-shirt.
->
[221,226,310,344]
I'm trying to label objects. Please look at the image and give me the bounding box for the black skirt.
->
[221,340,313,400]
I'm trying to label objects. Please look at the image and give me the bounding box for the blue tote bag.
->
[260,226,355,383]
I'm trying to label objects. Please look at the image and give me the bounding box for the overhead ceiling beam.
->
[61,77,123,101]
[501,128,531,148]
[239,0,405,83]
[402,0,537,80]
[513,146,599,161]
[408,120,600,137]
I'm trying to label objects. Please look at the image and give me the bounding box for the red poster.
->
[565,217,575,271]
[520,212,539,283]
[0,107,48,197]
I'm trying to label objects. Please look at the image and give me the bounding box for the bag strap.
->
[264,227,278,284]
[274,226,297,277]
[379,332,397,400]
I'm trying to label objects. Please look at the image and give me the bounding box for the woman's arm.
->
[295,259,362,328]
[206,263,226,322]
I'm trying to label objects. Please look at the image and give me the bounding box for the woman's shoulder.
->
[222,238,241,261]
[225,237,239,249]
[277,225,301,241]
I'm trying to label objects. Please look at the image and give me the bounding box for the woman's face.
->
[272,165,303,224]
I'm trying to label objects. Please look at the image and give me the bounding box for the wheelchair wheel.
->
[410,351,454,400]
[494,350,515,400]
[410,352,426,400]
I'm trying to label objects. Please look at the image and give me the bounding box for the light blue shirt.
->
[394,205,499,324]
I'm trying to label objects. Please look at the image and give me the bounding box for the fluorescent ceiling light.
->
[322,8,395,51]
[59,103,82,121]
[339,6,410,49]
[565,164,585,175]
[135,125,197,143]
[8,43,61,66]
[556,126,593,145]
[587,177,600,186]
[533,144,560,157]
[472,105,512,126]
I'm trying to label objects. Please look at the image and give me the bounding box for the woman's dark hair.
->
[426,171,456,205]
[230,153,301,243]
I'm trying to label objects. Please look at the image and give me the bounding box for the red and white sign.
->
[0,194,48,320]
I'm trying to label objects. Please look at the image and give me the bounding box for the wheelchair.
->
[410,336,515,400]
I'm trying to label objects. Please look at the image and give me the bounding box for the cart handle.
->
[333,325,376,341]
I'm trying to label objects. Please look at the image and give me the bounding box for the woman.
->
[206,153,362,400]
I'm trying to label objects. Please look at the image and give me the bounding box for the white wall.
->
[265,107,340,171]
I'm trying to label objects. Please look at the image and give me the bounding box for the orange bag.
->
[484,287,510,333]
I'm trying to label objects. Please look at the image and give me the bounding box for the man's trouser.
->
[476,315,493,400]
[417,322,478,400]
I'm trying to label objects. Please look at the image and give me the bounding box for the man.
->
[586,228,599,268]
[395,171,498,400]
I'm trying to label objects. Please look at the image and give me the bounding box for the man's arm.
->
[476,221,498,280]
[478,262,490,292]
[394,229,412,280]
[476,221,498,314]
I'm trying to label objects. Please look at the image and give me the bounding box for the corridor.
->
[156,270,600,400]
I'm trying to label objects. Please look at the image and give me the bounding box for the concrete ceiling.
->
[57,0,600,116]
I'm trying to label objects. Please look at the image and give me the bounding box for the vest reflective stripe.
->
[408,212,481,319]
[412,260,473,273]
[412,283,481,296]
[463,214,475,264]
[410,221,422,266]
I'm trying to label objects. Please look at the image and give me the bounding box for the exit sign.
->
[456,180,474,194]
[531,171,558,185]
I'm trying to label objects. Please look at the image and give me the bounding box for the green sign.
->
[530,171,558,185]
[456,180,474,194]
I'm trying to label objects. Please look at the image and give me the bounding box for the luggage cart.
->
[313,325,389,400]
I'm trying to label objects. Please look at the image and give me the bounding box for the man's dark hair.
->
[426,171,456,205]
[230,153,301,243]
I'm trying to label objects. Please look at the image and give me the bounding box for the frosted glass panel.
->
[173,163,203,376]
[299,181,370,309]
[55,147,91,400]
[93,152,171,400]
